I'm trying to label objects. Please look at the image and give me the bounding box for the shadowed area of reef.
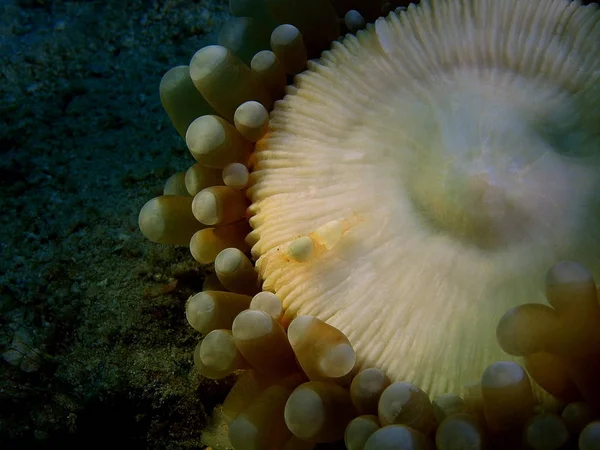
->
[1,0,234,448]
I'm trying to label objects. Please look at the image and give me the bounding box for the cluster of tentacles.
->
[138,0,600,448]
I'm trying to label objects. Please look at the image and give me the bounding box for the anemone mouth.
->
[246,0,600,396]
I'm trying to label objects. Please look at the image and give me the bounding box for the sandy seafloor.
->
[0,0,241,448]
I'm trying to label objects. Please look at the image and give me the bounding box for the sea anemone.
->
[139,0,600,448]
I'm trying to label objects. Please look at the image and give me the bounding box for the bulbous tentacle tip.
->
[270,24,308,75]
[186,290,252,334]
[185,163,223,197]
[186,115,250,169]
[562,401,595,435]
[350,368,391,416]
[196,329,248,378]
[496,261,600,410]
[189,221,250,264]
[546,261,600,323]
[432,394,466,424]
[345,10,366,34]
[377,382,436,435]
[222,162,250,190]
[192,186,249,226]
[215,247,260,296]
[249,291,283,321]
[284,380,356,443]
[579,421,600,450]
[221,369,307,425]
[288,315,357,382]
[496,303,559,356]
[481,361,535,433]
[189,45,273,122]
[435,413,484,450]
[524,413,570,450]
[163,172,190,197]
[228,383,294,449]
[138,195,204,246]
[345,415,380,450]
[232,308,299,377]
[234,100,270,142]
[158,65,216,139]
[363,424,431,450]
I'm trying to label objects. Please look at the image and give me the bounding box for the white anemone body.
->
[247,0,600,396]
